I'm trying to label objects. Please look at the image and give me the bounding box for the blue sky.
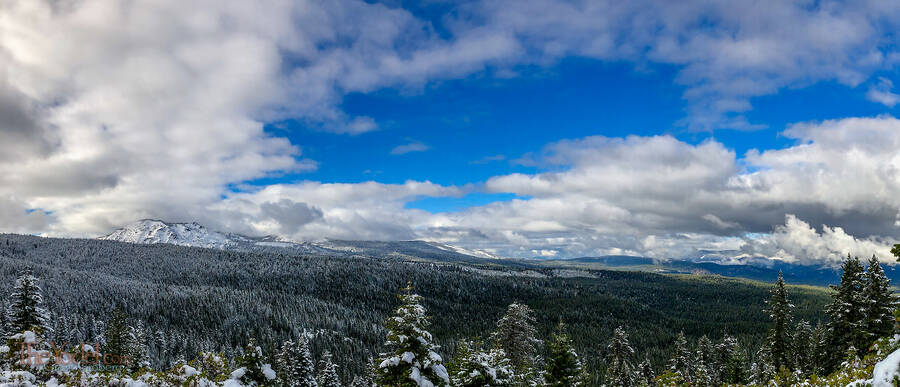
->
[5,0,900,262]
[264,58,897,213]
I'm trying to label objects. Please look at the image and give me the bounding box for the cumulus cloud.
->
[210,181,462,241]
[2,0,900,263]
[738,214,894,265]
[410,116,900,261]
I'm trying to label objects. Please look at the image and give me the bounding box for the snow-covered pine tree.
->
[318,350,342,387]
[350,374,374,387]
[824,254,867,372]
[543,322,584,387]
[374,283,450,387]
[792,320,814,378]
[102,307,130,366]
[190,352,230,382]
[492,302,541,377]
[605,326,636,387]
[717,335,747,385]
[635,358,655,386]
[693,361,713,387]
[127,320,150,371]
[766,272,792,372]
[6,269,50,337]
[277,337,318,387]
[750,344,775,385]
[235,338,275,386]
[667,331,692,384]
[811,323,829,377]
[863,255,896,349]
[695,335,718,385]
[449,339,514,387]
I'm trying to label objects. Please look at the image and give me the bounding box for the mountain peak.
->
[100,219,238,249]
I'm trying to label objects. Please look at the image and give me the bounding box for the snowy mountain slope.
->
[100,220,504,263]
[100,220,245,250]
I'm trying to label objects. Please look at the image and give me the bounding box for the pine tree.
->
[824,255,867,372]
[695,335,718,385]
[717,335,746,385]
[863,255,896,349]
[127,320,150,371]
[374,283,450,387]
[635,358,655,386]
[605,326,636,387]
[667,331,692,384]
[543,322,584,387]
[235,338,273,386]
[792,320,814,377]
[102,307,130,366]
[6,269,50,337]
[491,302,541,376]
[190,352,230,382]
[318,351,342,387]
[750,345,775,385]
[766,272,793,372]
[276,337,317,387]
[811,323,830,376]
[449,339,514,387]
[350,374,374,387]
[693,362,713,387]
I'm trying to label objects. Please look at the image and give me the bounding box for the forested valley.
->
[0,234,897,385]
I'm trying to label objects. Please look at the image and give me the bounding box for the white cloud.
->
[867,77,900,107]
[390,141,430,155]
[738,214,894,265]
[2,0,900,263]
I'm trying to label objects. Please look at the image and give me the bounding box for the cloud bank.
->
[1,0,900,263]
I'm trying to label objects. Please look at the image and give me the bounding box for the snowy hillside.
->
[100,220,503,262]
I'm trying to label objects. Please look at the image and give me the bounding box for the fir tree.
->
[695,335,718,385]
[374,283,450,387]
[792,320,815,378]
[491,302,541,375]
[863,255,896,349]
[235,338,273,386]
[543,322,584,387]
[666,331,692,384]
[717,335,747,385]
[350,374,374,387]
[190,352,230,382]
[766,272,793,372]
[635,358,655,387]
[6,269,50,337]
[127,320,150,371]
[318,351,342,387]
[605,326,636,387]
[449,339,514,387]
[276,337,317,387]
[750,344,775,385]
[824,254,867,372]
[102,307,130,366]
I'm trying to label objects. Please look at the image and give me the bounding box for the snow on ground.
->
[872,347,900,386]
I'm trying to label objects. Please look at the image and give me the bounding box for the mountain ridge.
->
[100,219,503,262]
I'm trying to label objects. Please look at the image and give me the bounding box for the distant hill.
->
[538,255,900,287]
[100,219,503,263]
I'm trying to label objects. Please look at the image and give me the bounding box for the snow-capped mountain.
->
[100,220,502,262]
[100,219,247,250]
